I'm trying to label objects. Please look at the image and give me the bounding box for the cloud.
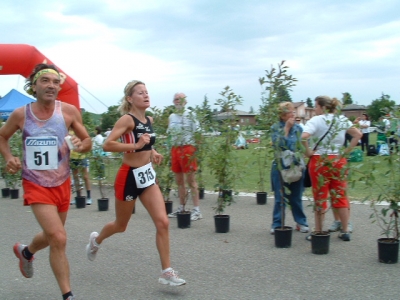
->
[1,0,400,114]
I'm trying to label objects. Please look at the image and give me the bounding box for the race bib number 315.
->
[132,162,156,188]
[26,136,58,170]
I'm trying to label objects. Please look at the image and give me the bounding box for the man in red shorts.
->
[0,63,91,300]
[167,93,202,221]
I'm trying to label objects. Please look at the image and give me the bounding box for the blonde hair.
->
[118,80,145,115]
[278,102,294,119]
[315,96,342,113]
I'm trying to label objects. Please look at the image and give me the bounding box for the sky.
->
[1,0,400,114]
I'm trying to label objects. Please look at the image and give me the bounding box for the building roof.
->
[292,102,305,108]
[342,104,366,110]
[216,110,256,117]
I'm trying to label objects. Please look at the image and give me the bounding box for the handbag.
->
[281,165,303,183]
[303,121,335,188]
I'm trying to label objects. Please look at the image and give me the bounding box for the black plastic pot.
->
[97,198,109,211]
[165,201,173,214]
[256,192,267,205]
[311,231,330,255]
[214,214,230,233]
[75,196,86,208]
[378,238,399,264]
[177,211,191,229]
[2,187,10,198]
[199,187,205,199]
[274,226,293,248]
[10,188,19,199]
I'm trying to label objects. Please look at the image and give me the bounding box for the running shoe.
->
[158,269,186,286]
[338,231,351,241]
[13,243,34,278]
[168,209,182,218]
[295,224,310,233]
[190,210,203,221]
[86,232,100,261]
[328,220,341,232]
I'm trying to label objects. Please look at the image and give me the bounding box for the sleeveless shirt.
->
[121,114,155,153]
[22,101,70,187]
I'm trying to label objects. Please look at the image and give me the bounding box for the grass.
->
[92,132,394,202]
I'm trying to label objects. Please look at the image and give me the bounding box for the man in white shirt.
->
[354,113,370,152]
[104,128,112,137]
[167,93,202,221]
[92,126,104,155]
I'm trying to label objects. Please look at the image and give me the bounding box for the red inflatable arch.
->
[0,44,80,109]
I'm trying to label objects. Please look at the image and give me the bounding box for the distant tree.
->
[100,105,120,131]
[82,111,95,133]
[342,92,353,105]
[366,93,396,122]
[249,106,254,114]
[194,95,214,132]
[306,97,313,108]
[276,86,292,103]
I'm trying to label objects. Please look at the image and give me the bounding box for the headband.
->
[33,69,60,84]
[26,69,61,95]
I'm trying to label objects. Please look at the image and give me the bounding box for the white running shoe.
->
[13,243,34,278]
[168,209,182,218]
[158,269,186,286]
[190,210,203,221]
[296,224,310,233]
[328,220,341,232]
[86,232,100,261]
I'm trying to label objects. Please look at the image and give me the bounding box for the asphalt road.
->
[0,183,399,300]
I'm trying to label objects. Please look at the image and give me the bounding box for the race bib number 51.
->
[25,136,58,170]
[132,162,156,188]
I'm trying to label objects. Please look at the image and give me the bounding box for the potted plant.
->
[0,156,10,198]
[90,148,110,211]
[355,154,399,263]
[155,145,175,214]
[209,86,242,233]
[354,111,400,263]
[4,168,21,199]
[151,106,175,214]
[253,137,270,205]
[193,129,207,200]
[69,157,87,208]
[193,95,215,200]
[4,130,23,199]
[176,189,192,229]
[258,61,298,247]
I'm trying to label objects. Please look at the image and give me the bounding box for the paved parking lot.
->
[0,184,399,299]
